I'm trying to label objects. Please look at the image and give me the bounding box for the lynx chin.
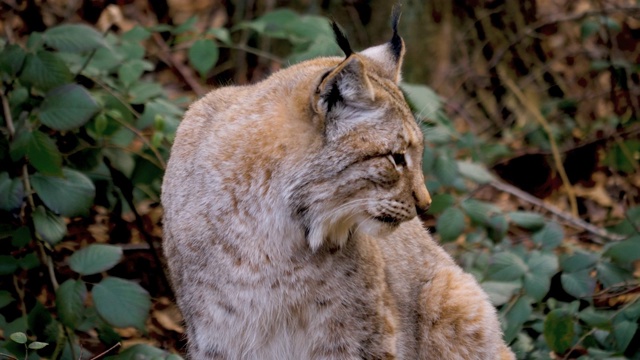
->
[162,7,516,360]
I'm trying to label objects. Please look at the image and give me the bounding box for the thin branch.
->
[91,78,167,169]
[1,91,15,139]
[500,70,579,217]
[218,43,284,64]
[0,352,19,360]
[75,48,98,79]
[152,33,207,97]
[489,180,626,243]
[110,116,166,169]
[89,342,121,360]
[489,5,640,69]
[562,328,596,360]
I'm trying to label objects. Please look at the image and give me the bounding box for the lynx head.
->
[291,7,432,251]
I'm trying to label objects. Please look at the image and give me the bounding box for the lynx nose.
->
[413,186,432,216]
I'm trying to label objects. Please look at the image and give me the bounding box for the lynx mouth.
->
[373,215,401,225]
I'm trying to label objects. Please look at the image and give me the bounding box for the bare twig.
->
[488,4,640,69]
[110,116,166,169]
[500,70,579,217]
[1,91,15,140]
[89,342,121,360]
[218,43,284,64]
[152,33,207,97]
[91,77,167,169]
[489,180,626,243]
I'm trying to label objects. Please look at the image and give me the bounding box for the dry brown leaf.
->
[153,309,184,334]
[574,184,613,207]
[115,327,140,338]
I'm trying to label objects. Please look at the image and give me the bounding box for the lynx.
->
[162,9,516,360]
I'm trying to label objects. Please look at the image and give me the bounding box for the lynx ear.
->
[314,55,374,115]
[360,5,405,83]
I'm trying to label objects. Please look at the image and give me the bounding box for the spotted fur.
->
[162,14,515,360]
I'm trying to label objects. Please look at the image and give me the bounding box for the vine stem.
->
[1,91,15,139]
[3,71,72,360]
[89,342,121,360]
[91,77,167,169]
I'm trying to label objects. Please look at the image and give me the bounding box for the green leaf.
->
[433,152,461,187]
[172,16,198,35]
[532,222,564,250]
[19,252,40,270]
[504,296,533,343]
[0,172,24,211]
[401,83,443,120]
[602,16,621,32]
[43,24,106,52]
[10,332,27,344]
[122,26,151,42]
[56,279,87,328]
[604,235,640,265]
[188,39,219,77]
[28,341,48,350]
[0,255,18,275]
[20,51,72,91]
[11,130,63,176]
[422,146,435,173]
[488,252,528,281]
[460,199,501,225]
[604,140,640,174]
[11,226,31,248]
[118,59,152,88]
[128,82,163,104]
[31,168,96,217]
[0,290,14,308]
[0,44,26,76]
[561,250,599,272]
[561,269,596,298]
[543,308,575,354]
[32,205,66,245]
[580,20,600,39]
[613,319,637,352]
[578,307,611,328]
[68,244,123,276]
[39,84,100,131]
[508,211,545,230]
[423,126,453,145]
[596,262,632,288]
[480,281,520,306]
[241,9,299,36]
[27,300,55,343]
[524,272,550,302]
[486,214,508,242]
[426,194,454,215]
[436,207,465,242]
[208,28,231,45]
[527,251,559,277]
[93,277,151,330]
[109,344,182,360]
[457,161,495,184]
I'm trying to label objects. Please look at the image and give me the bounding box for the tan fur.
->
[162,24,515,360]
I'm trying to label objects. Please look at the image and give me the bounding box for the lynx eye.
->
[388,153,407,167]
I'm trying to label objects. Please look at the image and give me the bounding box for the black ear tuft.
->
[331,21,353,58]
[390,3,403,61]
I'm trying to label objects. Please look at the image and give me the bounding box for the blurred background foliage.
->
[0,0,639,359]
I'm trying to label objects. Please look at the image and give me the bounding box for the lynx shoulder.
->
[162,9,515,360]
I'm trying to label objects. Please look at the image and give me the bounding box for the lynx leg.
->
[417,267,516,360]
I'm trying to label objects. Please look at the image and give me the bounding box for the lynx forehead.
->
[162,7,515,359]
